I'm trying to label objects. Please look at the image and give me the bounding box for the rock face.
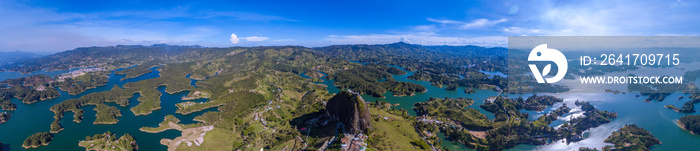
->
[325,90,371,134]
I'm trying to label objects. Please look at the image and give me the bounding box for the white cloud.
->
[230,33,239,44]
[427,18,507,29]
[459,18,508,29]
[502,27,541,35]
[244,36,270,42]
[412,25,437,32]
[506,0,700,36]
[426,18,464,24]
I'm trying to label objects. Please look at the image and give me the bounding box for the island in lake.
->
[22,132,52,149]
[79,131,138,151]
[579,124,661,151]
[603,124,661,151]
[0,112,9,124]
[678,115,700,134]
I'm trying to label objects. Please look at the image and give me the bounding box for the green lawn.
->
[368,108,429,151]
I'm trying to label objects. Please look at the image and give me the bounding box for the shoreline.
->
[140,115,185,133]
[40,95,59,101]
[72,109,83,123]
[24,95,58,104]
[60,82,107,95]
[131,106,161,116]
[394,92,418,97]
[115,64,162,81]
[93,121,118,124]
[49,127,63,133]
[49,108,64,133]
[666,105,681,113]
[1,107,16,111]
[677,120,696,135]
[120,71,150,81]
[139,121,183,133]
[665,105,693,113]
[22,142,50,149]
[176,103,222,115]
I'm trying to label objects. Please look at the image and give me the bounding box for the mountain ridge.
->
[2,43,505,73]
[0,51,42,66]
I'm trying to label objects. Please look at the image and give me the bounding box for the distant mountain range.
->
[1,43,506,73]
[0,51,42,65]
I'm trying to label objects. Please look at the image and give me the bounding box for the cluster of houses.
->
[56,68,106,81]
[340,133,367,151]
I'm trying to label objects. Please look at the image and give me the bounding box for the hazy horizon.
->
[0,41,506,55]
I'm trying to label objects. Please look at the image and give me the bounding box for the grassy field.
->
[175,128,237,151]
[367,108,429,151]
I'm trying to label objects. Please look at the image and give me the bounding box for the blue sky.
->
[0,0,698,53]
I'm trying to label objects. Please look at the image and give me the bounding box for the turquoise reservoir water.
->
[0,66,216,151]
[361,65,498,119]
